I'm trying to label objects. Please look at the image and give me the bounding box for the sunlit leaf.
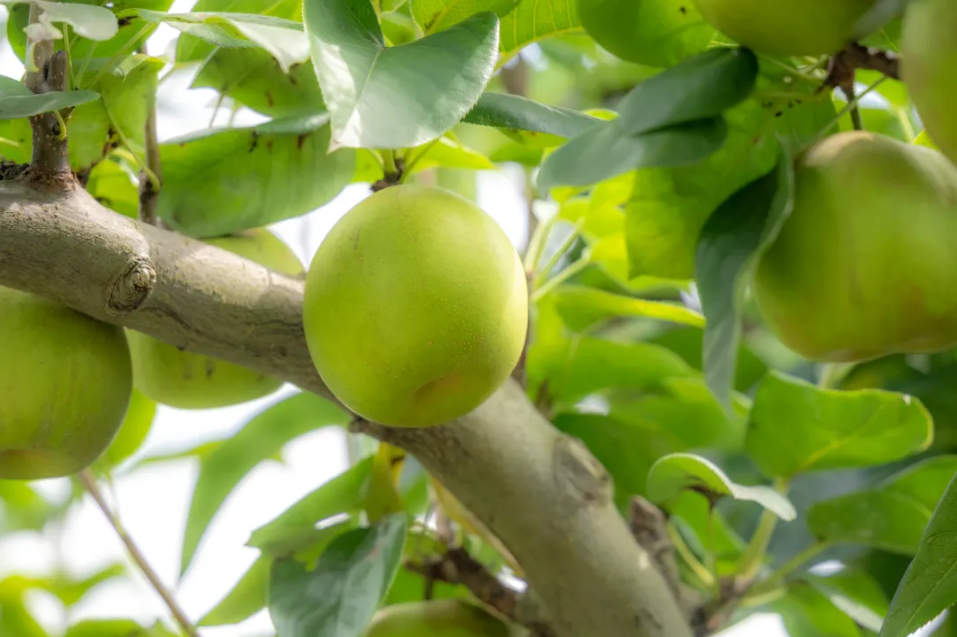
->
[746,371,933,479]
[304,0,498,149]
[35,1,119,41]
[647,453,796,520]
[497,0,581,66]
[158,114,355,237]
[462,92,600,142]
[412,0,521,33]
[181,393,348,576]
[552,285,704,331]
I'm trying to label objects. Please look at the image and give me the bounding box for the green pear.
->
[128,228,303,409]
[578,0,713,68]
[303,184,528,428]
[753,131,957,363]
[692,0,875,56]
[903,0,957,165]
[366,600,512,637]
[0,287,132,479]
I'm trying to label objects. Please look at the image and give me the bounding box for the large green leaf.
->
[579,0,713,68]
[497,0,581,66]
[807,491,931,556]
[808,570,889,634]
[695,154,793,407]
[157,114,355,237]
[412,0,521,33]
[646,453,796,520]
[173,0,302,63]
[85,157,139,218]
[304,0,498,149]
[180,392,348,576]
[746,372,933,479]
[269,515,408,637]
[0,76,99,119]
[881,473,957,637]
[248,457,373,554]
[192,48,324,119]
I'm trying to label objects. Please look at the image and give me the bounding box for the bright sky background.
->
[0,4,806,636]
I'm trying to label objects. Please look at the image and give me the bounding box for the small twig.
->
[407,547,554,637]
[629,497,681,599]
[138,44,162,225]
[826,42,900,85]
[78,470,201,637]
[25,6,71,180]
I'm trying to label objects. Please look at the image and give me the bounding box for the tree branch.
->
[0,180,691,637]
[25,6,71,181]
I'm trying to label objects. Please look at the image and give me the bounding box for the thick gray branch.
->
[0,180,692,637]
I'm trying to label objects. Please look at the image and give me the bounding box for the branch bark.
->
[0,180,692,637]
[25,6,71,180]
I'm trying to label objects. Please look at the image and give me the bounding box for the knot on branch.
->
[554,435,611,505]
[107,258,156,313]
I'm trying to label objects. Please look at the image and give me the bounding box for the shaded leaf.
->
[462,92,600,141]
[269,515,408,637]
[695,153,793,407]
[304,0,498,149]
[647,452,796,520]
[497,0,580,66]
[746,371,933,479]
[775,583,863,637]
[0,77,99,120]
[201,556,271,627]
[181,393,348,576]
[881,473,957,637]
[808,570,889,634]
[158,114,355,237]
[248,457,373,553]
[537,116,728,190]
[84,158,139,218]
[807,491,930,555]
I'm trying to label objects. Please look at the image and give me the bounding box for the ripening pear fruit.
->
[578,0,713,68]
[128,229,303,409]
[303,184,528,428]
[0,287,132,479]
[753,131,957,363]
[366,600,512,637]
[903,0,957,165]
[692,0,875,56]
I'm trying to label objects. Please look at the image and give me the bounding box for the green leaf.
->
[406,136,495,173]
[157,114,355,237]
[807,491,931,555]
[140,10,307,71]
[579,0,713,68]
[695,153,793,407]
[64,619,178,637]
[97,389,156,470]
[497,0,581,66]
[0,598,48,637]
[172,0,302,63]
[881,473,957,637]
[84,158,139,217]
[808,570,889,634]
[0,82,99,120]
[0,482,58,533]
[304,0,498,149]
[775,583,863,637]
[412,0,521,33]
[269,515,408,637]
[45,564,126,607]
[35,1,119,41]
[462,92,600,141]
[537,117,728,190]
[746,371,933,479]
[181,393,348,576]
[647,453,796,520]
[880,456,957,509]
[192,48,323,119]
[615,48,758,136]
[552,285,704,331]
[248,457,374,553]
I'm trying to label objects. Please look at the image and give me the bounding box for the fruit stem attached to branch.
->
[77,470,201,637]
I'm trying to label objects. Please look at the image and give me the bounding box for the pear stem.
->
[78,470,201,637]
